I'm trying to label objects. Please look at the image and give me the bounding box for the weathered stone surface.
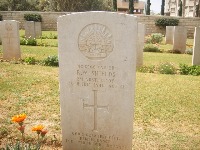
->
[165,26,174,44]
[35,22,42,38]
[0,20,21,60]
[24,21,36,39]
[137,23,145,67]
[192,27,200,65]
[58,12,137,150]
[173,26,187,53]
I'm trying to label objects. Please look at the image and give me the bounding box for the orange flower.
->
[32,125,44,133]
[11,114,27,123]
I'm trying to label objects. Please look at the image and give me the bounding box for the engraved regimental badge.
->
[78,23,113,60]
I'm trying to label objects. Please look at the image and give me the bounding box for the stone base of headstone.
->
[192,27,200,65]
[165,26,174,44]
[0,20,21,60]
[173,26,187,54]
[137,23,145,67]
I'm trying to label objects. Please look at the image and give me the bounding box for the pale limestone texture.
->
[192,27,200,65]
[137,23,145,67]
[165,26,174,44]
[58,12,137,150]
[24,21,36,39]
[173,26,187,53]
[0,20,21,60]
[35,22,42,38]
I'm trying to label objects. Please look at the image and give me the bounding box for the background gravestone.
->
[0,20,21,60]
[192,27,200,65]
[173,26,187,53]
[24,21,36,39]
[137,23,145,67]
[165,26,174,44]
[35,22,42,38]
[58,12,137,150]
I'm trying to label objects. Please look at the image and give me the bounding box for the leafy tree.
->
[161,0,165,15]
[146,0,151,15]
[129,0,134,14]
[113,0,117,11]
[178,0,182,16]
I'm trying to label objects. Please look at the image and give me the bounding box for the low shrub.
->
[43,56,59,67]
[158,62,177,74]
[143,44,162,53]
[40,33,57,39]
[145,33,163,44]
[167,49,182,54]
[179,64,200,76]
[24,57,36,65]
[155,18,179,27]
[185,49,193,55]
[24,14,42,22]
[138,65,155,73]
[20,38,37,46]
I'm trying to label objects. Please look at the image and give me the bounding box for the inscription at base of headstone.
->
[165,26,174,44]
[173,26,187,53]
[58,12,137,150]
[137,23,145,67]
[192,27,200,65]
[0,20,21,60]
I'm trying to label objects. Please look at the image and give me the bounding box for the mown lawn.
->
[0,31,199,149]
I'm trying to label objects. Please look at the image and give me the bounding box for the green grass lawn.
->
[0,32,199,149]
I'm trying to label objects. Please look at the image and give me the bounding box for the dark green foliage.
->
[179,64,200,76]
[167,49,182,54]
[129,0,134,14]
[195,4,199,17]
[143,44,162,52]
[113,0,117,11]
[24,14,42,22]
[20,38,37,46]
[0,14,2,21]
[158,62,177,74]
[146,0,151,15]
[155,18,179,27]
[178,1,182,16]
[161,0,165,15]
[43,56,59,67]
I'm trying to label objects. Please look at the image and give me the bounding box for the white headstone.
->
[137,23,145,67]
[0,20,21,60]
[24,21,36,39]
[35,22,42,38]
[58,12,137,150]
[192,27,200,65]
[165,26,174,44]
[173,26,187,53]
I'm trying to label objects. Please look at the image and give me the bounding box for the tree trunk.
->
[113,0,117,11]
[161,0,165,15]
[129,0,134,14]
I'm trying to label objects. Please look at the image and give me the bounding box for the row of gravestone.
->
[165,26,200,65]
[0,12,200,150]
[0,20,41,60]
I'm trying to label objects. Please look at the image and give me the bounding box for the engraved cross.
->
[83,90,109,132]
